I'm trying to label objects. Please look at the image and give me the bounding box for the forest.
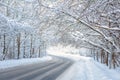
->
[0,0,120,69]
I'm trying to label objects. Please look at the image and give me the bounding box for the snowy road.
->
[0,57,73,80]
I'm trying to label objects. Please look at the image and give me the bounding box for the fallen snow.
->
[47,46,120,80]
[75,59,120,80]
[0,56,52,69]
[56,54,120,80]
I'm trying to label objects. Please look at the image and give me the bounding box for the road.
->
[0,56,73,80]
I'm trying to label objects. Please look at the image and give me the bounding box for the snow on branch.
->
[40,3,119,53]
[97,26,120,31]
[71,33,111,54]
[83,39,111,54]
[57,8,119,53]
[0,1,20,13]
[47,0,120,53]
[9,20,34,33]
[0,13,11,34]
[0,13,35,36]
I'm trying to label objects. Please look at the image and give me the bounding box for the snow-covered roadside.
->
[54,53,90,80]
[0,56,52,69]
[92,61,120,80]
[51,53,120,80]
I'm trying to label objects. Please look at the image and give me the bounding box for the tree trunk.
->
[30,34,33,58]
[17,33,21,59]
[39,46,41,57]
[105,52,109,66]
[96,51,99,61]
[112,53,116,69]
[23,33,26,58]
[2,34,6,60]
[101,49,103,63]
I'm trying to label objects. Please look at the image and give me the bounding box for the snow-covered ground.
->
[72,58,120,80]
[47,46,120,80]
[56,54,120,80]
[0,56,52,69]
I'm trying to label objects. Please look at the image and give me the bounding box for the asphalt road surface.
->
[0,56,73,80]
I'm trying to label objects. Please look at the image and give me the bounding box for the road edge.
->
[56,62,77,80]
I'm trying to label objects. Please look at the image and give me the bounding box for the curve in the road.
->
[0,56,73,80]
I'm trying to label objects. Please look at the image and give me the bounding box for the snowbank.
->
[48,46,120,80]
[56,54,120,80]
[0,56,52,69]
